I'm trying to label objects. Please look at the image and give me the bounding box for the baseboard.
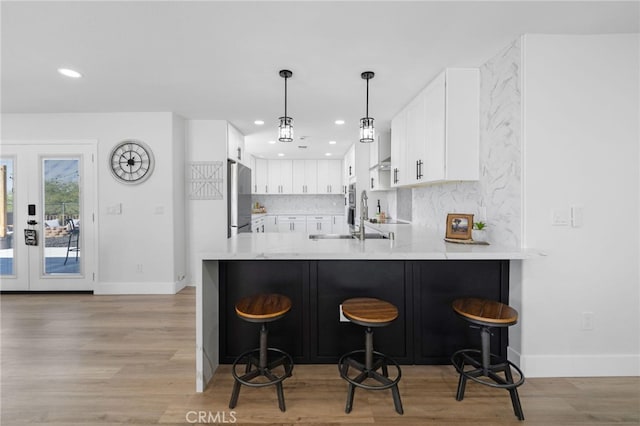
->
[521,353,640,377]
[94,281,184,295]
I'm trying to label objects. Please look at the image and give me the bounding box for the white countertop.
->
[202,223,538,260]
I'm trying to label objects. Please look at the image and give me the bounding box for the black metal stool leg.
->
[229,379,241,409]
[504,364,525,420]
[456,370,468,401]
[275,382,286,412]
[345,383,355,413]
[391,384,404,414]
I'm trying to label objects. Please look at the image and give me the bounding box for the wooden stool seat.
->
[235,294,292,323]
[452,297,518,327]
[341,297,398,327]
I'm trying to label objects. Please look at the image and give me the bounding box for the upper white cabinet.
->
[292,160,318,194]
[344,144,356,182]
[317,160,342,194]
[227,124,245,164]
[268,160,293,194]
[254,158,269,194]
[390,110,407,187]
[390,68,479,187]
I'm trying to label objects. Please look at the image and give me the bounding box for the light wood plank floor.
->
[1,287,638,425]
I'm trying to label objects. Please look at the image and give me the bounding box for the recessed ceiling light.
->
[277,153,285,157]
[268,140,276,144]
[335,120,345,125]
[329,140,337,145]
[325,153,332,156]
[58,68,82,78]
[254,120,265,125]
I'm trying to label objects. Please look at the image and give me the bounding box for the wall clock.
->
[109,140,155,184]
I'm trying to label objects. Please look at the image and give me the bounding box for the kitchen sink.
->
[308,234,354,239]
[308,233,389,240]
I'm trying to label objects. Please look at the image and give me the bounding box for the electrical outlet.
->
[581,312,594,330]
[339,304,349,322]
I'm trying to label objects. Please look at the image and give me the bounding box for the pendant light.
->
[359,71,375,143]
[278,69,293,142]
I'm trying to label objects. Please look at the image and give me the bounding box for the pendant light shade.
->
[278,69,293,142]
[359,71,375,143]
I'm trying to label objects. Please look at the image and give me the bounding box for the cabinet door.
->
[390,111,407,187]
[254,158,269,194]
[268,160,293,194]
[227,124,245,164]
[423,72,446,182]
[304,160,318,194]
[265,215,278,232]
[405,92,427,185]
[292,160,306,194]
[332,215,347,234]
[317,160,341,194]
[249,155,256,193]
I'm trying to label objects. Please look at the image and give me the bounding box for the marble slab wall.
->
[411,38,522,247]
[252,194,345,215]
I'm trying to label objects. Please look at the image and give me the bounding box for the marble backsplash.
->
[411,38,522,247]
[252,194,345,215]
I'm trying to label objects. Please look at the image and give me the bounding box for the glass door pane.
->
[42,158,81,275]
[0,159,15,276]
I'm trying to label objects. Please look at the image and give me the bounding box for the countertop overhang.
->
[202,224,537,260]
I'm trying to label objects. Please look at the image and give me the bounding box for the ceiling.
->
[2,1,638,159]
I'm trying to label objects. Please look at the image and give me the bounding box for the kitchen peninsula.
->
[196,226,535,392]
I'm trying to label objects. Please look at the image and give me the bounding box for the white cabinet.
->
[268,160,293,194]
[390,110,407,187]
[264,215,278,232]
[277,215,306,233]
[332,215,347,234]
[307,215,332,234]
[369,168,391,192]
[390,68,479,187]
[344,144,356,182]
[254,158,269,194]
[292,160,318,194]
[227,124,245,164]
[251,216,265,233]
[317,160,342,194]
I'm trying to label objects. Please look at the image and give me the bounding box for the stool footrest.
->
[231,347,293,388]
[338,349,402,391]
[451,349,524,390]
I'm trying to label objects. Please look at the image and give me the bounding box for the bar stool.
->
[338,297,403,415]
[451,297,525,420]
[229,294,294,412]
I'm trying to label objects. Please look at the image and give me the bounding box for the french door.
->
[0,142,97,291]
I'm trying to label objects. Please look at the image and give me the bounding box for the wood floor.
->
[1,287,638,425]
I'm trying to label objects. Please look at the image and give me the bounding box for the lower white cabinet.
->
[277,216,307,233]
[307,216,332,234]
[332,215,347,234]
[251,217,265,233]
[264,215,279,232]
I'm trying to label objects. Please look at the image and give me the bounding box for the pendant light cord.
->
[365,77,369,118]
[284,76,288,118]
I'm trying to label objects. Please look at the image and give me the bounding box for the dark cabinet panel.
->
[218,259,509,365]
[311,260,412,363]
[219,260,309,364]
[413,260,509,363]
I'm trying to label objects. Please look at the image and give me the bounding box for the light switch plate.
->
[551,208,570,226]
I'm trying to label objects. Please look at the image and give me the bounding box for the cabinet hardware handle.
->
[237,147,241,160]
[265,185,268,193]
[371,177,374,189]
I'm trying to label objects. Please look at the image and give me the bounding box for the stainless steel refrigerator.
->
[227,161,252,237]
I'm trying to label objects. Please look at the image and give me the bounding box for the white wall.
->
[185,120,228,288]
[1,112,186,294]
[520,34,640,376]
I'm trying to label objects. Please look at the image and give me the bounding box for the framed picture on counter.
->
[446,213,474,240]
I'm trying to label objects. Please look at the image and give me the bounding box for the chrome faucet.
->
[358,190,368,240]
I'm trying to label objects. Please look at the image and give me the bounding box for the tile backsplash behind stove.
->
[252,195,345,215]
